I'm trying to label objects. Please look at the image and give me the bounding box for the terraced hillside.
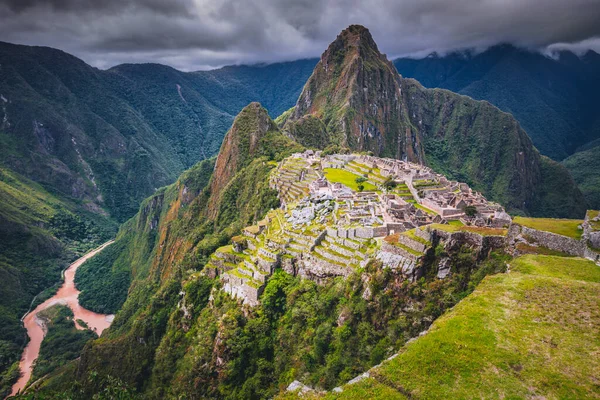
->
[205,150,511,305]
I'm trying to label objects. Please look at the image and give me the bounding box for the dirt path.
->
[9,241,115,398]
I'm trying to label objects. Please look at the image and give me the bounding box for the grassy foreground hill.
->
[281,254,600,399]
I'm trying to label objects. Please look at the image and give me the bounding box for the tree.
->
[357,184,365,192]
[355,176,367,184]
[464,205,478,217]
[383,176,397,190]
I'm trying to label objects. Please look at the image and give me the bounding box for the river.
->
[9,241,115,397]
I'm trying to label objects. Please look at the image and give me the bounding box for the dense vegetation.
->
[32,305,97,382]
[75,241,131,314]
[0,167,115,398]
[563,144,600,209]
[302,255,600,399]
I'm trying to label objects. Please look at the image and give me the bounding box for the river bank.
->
[9,241,115,397]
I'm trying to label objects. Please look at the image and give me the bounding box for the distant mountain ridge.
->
[394,44,600,208]
[0,40,316,221]
[394,44,600,161]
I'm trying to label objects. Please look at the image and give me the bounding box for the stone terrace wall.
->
[431,228,507,256]
[508,224,585,257]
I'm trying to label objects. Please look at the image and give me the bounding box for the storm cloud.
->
[1,0,599,70]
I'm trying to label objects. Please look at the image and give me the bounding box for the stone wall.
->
[414,228,432,242]
[508,224,585,257]
[296,256,352,284]
[396,234,426,253]
[381,242,420,261]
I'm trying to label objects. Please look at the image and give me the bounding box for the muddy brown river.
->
[9,241,115,397]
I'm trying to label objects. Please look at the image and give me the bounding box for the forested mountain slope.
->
[0,41,315,222]
[393,45,600,209]
[393,44,600,161]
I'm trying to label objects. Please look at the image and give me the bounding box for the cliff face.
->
[285,25,586,218]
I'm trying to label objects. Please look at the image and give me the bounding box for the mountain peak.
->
[335,25,378,49]
[208,102,277,217]
[284,25,420,160]
[322,24,382,66]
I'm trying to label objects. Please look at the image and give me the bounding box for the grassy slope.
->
[513,216,584,239]
[316,255,600,399]
[323,168,377,191]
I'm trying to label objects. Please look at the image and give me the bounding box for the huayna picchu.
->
[5,24,600,400]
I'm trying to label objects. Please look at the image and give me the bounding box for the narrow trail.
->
[9,241,115,398]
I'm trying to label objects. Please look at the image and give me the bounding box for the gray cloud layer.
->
[1,0,600,70]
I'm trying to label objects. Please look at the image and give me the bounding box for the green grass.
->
[447,220,464,227]
[323,168,377,192]
[515,243,574,257]
[511,254,600,282]
[429,223,507,236]
[322,254,600,399]
[513,216,584,239]
[587,210,600,231]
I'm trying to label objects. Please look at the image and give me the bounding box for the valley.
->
[10,241,114,397]
[0,20,599,400]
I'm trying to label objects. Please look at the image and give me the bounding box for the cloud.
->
[1,0,600,70]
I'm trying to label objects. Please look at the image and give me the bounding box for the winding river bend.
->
[10,241,115,397]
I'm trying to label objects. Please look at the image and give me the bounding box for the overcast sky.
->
[1,0,600,71]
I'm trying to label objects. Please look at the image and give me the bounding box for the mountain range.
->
[393,45,600,209]
[0,24,599,399]
[3,24,594,399]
